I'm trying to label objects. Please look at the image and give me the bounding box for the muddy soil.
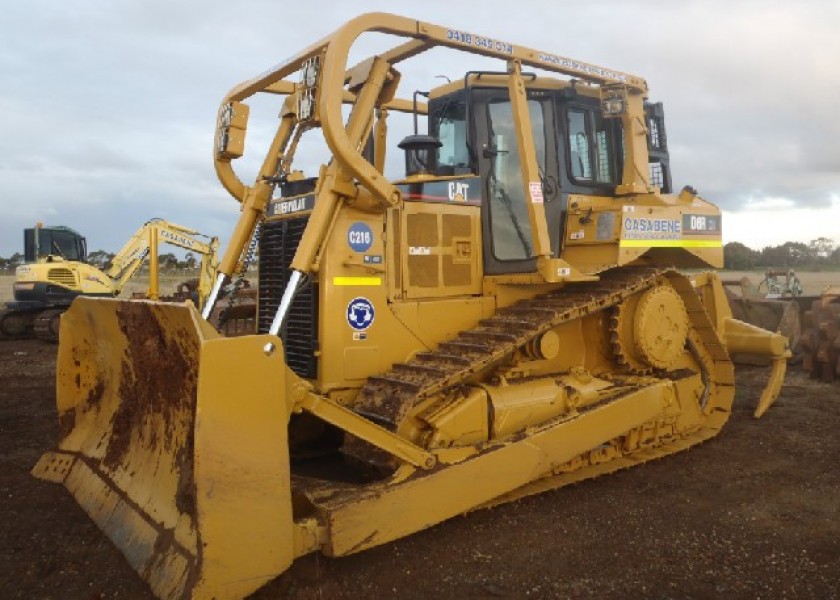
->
[1,339,838,599]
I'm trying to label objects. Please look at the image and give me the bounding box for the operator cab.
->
[24,226,87,263]
[415,75,670,275]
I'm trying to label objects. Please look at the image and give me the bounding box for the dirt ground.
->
[0,339,839,599]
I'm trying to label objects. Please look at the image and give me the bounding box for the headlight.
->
[14,282,35,291]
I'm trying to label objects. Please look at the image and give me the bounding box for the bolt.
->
[263,342,275,355]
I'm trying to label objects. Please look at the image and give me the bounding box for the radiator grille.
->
[47,268,76,287]
[258,217,319,378]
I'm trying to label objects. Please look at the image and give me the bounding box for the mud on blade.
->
[33,298,295,599]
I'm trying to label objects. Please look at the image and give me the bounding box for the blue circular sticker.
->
[347,297,375,331]
[347,222,373,253]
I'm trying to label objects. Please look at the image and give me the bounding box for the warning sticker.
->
[409,246,432,255]
[347,297,375,331]
[529,181,544,204]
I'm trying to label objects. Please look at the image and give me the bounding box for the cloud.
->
[741,196,796,211]
[1,0,838,257]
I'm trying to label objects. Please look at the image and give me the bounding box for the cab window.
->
[433,100,471,175]
[567,107,616,185]
[47,231,83,260]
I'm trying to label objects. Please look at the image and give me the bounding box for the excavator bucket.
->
[32,298,296,599]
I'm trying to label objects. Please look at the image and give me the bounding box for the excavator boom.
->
[105,217,219,306]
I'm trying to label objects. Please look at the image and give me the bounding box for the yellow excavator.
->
[34,14,790,600]
[1,218,218,341]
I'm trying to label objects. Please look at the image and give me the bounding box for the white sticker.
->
[409,246,432,255]
[557,267,571,276]
[623,205,636,212]
[529,181,544,204]
[571,230,585,240]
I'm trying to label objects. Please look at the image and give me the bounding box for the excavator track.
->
[0,308,36,341]
[33,308,65,343]
[348,268,735,473]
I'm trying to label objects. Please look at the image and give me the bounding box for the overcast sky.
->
[2,0,838,257]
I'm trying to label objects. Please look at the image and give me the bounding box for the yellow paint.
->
[619,239,723,248]
[33,299,296,600]
[332,276,382,286]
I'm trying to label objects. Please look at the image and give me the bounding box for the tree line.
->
[0,251,203,274]
[724,237,840,270]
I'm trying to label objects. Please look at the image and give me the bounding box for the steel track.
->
[345,268,735,477]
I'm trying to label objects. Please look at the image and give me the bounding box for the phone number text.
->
[445,29,513,54]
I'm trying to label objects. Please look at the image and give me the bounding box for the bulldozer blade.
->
[32,298,296,599]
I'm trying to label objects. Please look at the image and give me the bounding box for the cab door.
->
[471,87,563,275]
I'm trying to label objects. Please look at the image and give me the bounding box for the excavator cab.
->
[34,13,789,600]
[24,225,88,262]
[2,226,92,339]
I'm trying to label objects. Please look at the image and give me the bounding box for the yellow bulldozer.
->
[34,14,790,600]
[1,218,219,341]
